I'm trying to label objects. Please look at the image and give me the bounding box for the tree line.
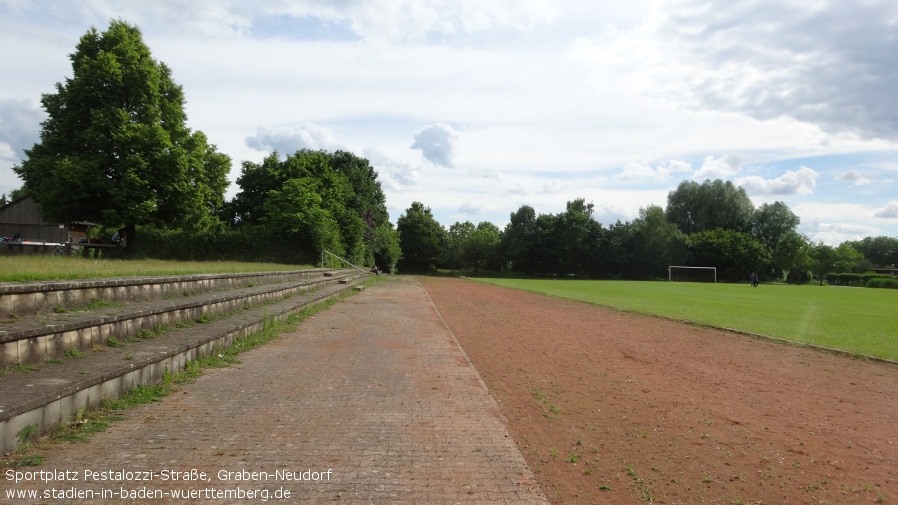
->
[9,20,400,269]
[397,179,898,283]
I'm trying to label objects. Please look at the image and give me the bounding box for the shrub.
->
[866,277,898,289]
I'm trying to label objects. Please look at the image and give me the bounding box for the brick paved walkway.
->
[4,277,546,504]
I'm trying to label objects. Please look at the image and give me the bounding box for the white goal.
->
[668,266,716,283]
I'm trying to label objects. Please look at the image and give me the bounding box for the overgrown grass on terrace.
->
[476,278,898,362]
[0,257,315,283]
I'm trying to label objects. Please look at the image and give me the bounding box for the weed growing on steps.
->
[1,364,40,375]
[64,348,85,358]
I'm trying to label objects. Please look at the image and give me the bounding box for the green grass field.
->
[0,256,314,283]
[475,278,898,362]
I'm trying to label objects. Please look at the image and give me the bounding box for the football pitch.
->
[474,278,898,362]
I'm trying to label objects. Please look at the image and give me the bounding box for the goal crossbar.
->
[668,266,716,283]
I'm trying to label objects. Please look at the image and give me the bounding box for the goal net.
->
[668,266,716,283]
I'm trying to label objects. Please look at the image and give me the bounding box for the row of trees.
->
[10,20,400,269]
[396,180,897,282]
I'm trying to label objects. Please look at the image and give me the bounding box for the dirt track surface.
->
[420,276,898,504]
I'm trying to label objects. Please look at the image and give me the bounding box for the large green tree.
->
[554,199,596,275]
[228,149,391,265]
[396,202,447,272]
[463,222,502,271]
[750,201,800,253]
[625,205,689,279]
[500,205,538,273]
[14,20,230,249]
[811,243,837,285]
[688,228,769,282]
[445,221,476,269]
[847,236,898,267]
[666,179,755,235]
[833,243,869,273]
[771,231,813,282]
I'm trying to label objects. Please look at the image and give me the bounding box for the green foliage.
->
[370,222,402,273]
[397,202,447,272]
[465,222,502,271]
[499,199,608,276]
[555,199,603,275]
[64,348,86,358]
[13,20,230,242]
[16,424,39,445]
[833,242,870,273]
[751,201,800,252]
[828,272,896,287]
[771,231,813,282]
[225,149,389,266]
[811,242,837,285]
[847,236,898,267]
[866,277,898,289]
[501,205,537,272]
[666,179,754,234]
[264,177,344,257]
[445,221,476,269]
[688,228,769,281]
[623,205,689,279]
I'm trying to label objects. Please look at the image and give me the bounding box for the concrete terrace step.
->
[0,269,340,319]
[0,270,361,368]
[0,272,369,454]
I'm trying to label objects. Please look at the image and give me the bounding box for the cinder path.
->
[3,277,546,504]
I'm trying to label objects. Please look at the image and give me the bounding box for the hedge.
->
[866,277,898,289]
[133,226,318,265]
[827,272,898,288]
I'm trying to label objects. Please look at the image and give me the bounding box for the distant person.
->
[371,265,380,275]
[111,228,126,245]
[13,232,21,241]
[750,272,759,287]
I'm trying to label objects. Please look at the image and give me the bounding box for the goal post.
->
[668,266,716,283]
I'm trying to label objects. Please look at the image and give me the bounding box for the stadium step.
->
[0,269,369,454]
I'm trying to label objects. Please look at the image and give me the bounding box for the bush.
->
[134,226,317,265]
[828,272,896,287]
[827,273,864,286]
[866,277,898,289]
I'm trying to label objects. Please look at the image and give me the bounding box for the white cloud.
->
[3,2,898,242]
[618,160,691,182]
[874,200,898,218]
[0,99,42,159]
[322,0,559,43]
[410,123,459,167]
[0,142,20,196]
[363,148,421,190]
[653,0,898,141]
[692,154,745,180]
[836,170,871,186]
[737,166,818,196]
[245,125,342,153]
[804,221,881,246]
[458,203,482,215]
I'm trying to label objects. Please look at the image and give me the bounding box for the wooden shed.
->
[0,196,89,243]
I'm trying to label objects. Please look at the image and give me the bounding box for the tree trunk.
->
[123,223,136,255]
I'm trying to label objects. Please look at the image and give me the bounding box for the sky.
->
[1,0,897,245]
